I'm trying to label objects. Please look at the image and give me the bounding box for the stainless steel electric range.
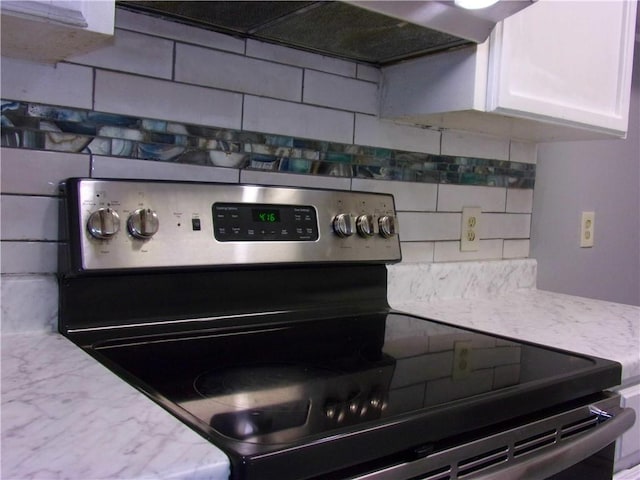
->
[58,178,635,480]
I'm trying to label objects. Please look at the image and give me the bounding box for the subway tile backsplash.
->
[67,29,175,79]
[0,196,60,241]
[1,8,536,281]
[115,8,246,54]
[91,156,240,184]
[0,59,93,109]
[175,44,303,101]
[437,184,507,213]
[303,70,378,114]
[93,71,244,129]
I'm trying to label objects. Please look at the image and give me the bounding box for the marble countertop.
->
[1,332,230,480]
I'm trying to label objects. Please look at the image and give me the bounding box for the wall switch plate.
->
[461,207,481,251]
[580,211,595,248]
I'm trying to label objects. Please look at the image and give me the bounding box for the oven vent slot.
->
[560,414,600,440]
[513,429,557,457]
[408,465,451,480]
[457,446,509,478]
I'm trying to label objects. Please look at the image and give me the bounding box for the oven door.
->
[345,394,635,480]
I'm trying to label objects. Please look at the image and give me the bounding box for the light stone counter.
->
[1,332,230,480]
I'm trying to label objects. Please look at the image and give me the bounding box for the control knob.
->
[87,208,120,240]
[378,215,397,238]
[127,208,159,239]
[356,214,375,238]
[332,213,354,238]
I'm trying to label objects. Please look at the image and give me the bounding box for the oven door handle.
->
[471,406,636,480]
[349,407,635,480]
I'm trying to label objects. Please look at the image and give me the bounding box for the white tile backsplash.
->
[351,179,437,211]
[356,64,381,83]
[398,242,435,263]
[396,212,460,242]
[437,184,506,213]
[67,29,174,79]
[91,156,240,183]
[243,95,354,144]
[433,240,503,262]
[303,70,377,114]
[0,196,60,241]
[441,130,510,160]
[0,149,90,195]
[175,44,302,102]
[354,115,440,154]
[115,8,245,54]
[240,170,351,190]
[246,39,356,77]
[94,71,243,130]
[1,242,58,274]
[506,188,534,213]
[0,58,93,109]
[481,214,531,239]
[503,239,531,259]
[509,141,537,164]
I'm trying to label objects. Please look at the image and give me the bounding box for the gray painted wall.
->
[531,38,640,306]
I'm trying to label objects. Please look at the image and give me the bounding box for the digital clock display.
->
[252,208,281,223]
[213,202,317,241]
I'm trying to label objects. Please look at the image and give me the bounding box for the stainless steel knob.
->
[87,208,120,240]
[127,208,159,239]
[332,213,354,237]
[378,215,397,238]
[356,214,375,238]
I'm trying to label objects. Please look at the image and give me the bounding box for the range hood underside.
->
[117,1,477,66]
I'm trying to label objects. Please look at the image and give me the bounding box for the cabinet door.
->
[487,0,637,136]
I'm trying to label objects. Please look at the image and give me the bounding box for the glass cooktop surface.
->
[92,312,609,446]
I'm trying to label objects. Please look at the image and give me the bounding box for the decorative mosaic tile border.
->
[1,100,535,188]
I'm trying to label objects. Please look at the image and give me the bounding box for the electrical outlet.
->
[453,341,472,380]
[460,207,481,252]
[580,211,595,248]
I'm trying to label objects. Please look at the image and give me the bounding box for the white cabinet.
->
[1,0,115,63]
[380,0,637,142]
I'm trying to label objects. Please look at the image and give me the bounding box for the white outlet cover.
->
[461,207,481,252]
[580,211,595,248]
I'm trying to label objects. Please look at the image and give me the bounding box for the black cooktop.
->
[87,310,620,479]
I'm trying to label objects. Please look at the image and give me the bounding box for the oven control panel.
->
[212,203,319,242]
[64,179,402,271]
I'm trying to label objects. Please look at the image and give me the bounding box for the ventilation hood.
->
[116,1,534,66]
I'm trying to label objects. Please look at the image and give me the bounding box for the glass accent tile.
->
[0,99,535,188]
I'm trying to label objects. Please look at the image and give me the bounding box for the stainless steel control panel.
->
[66,179,401,270]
